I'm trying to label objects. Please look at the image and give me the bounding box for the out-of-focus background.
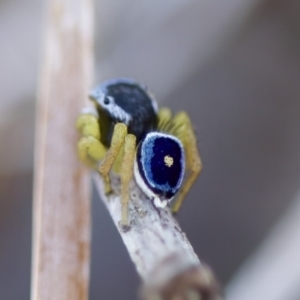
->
[1,0,300,299]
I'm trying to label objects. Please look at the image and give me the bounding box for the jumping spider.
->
[76,78,202,226]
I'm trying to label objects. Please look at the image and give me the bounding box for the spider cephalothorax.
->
[89,79,158,147]
[77,78,202,227]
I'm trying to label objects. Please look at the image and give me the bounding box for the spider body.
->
[89,79,158,147]
[77,79,202,227]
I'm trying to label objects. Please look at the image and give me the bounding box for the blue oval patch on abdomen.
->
[136,132,185,200]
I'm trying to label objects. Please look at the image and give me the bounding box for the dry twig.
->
[93,173,223,300]
[31,0,94,299]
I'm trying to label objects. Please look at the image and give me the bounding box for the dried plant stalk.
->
[93,173,223,300]
[31,0,94,299]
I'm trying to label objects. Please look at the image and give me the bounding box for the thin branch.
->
[31,0,94,299]
[93,173,223,300]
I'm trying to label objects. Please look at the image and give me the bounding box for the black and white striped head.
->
[134,132,185,208]
[89,78,158,146]
[89,78,158,126]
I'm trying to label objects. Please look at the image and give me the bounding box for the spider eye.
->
[134,132,185,207]
[103,97,110,105]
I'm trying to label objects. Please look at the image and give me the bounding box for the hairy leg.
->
[157,107,172,132]
[98,123,128,194]
[76,113,106,168]
[170,112,203,213]
[120,134,136,228]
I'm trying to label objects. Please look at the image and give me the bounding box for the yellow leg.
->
[76,112,106,168]
[171,112,203,213]
[76,113,100,140]
[120,134,136,227]
[77,136,107,168]
[98,123,128,194]
[157,107,172,131]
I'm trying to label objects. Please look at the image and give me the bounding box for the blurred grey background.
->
[1,0,300,299]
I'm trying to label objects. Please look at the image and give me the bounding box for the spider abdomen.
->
[134,132,185,208]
